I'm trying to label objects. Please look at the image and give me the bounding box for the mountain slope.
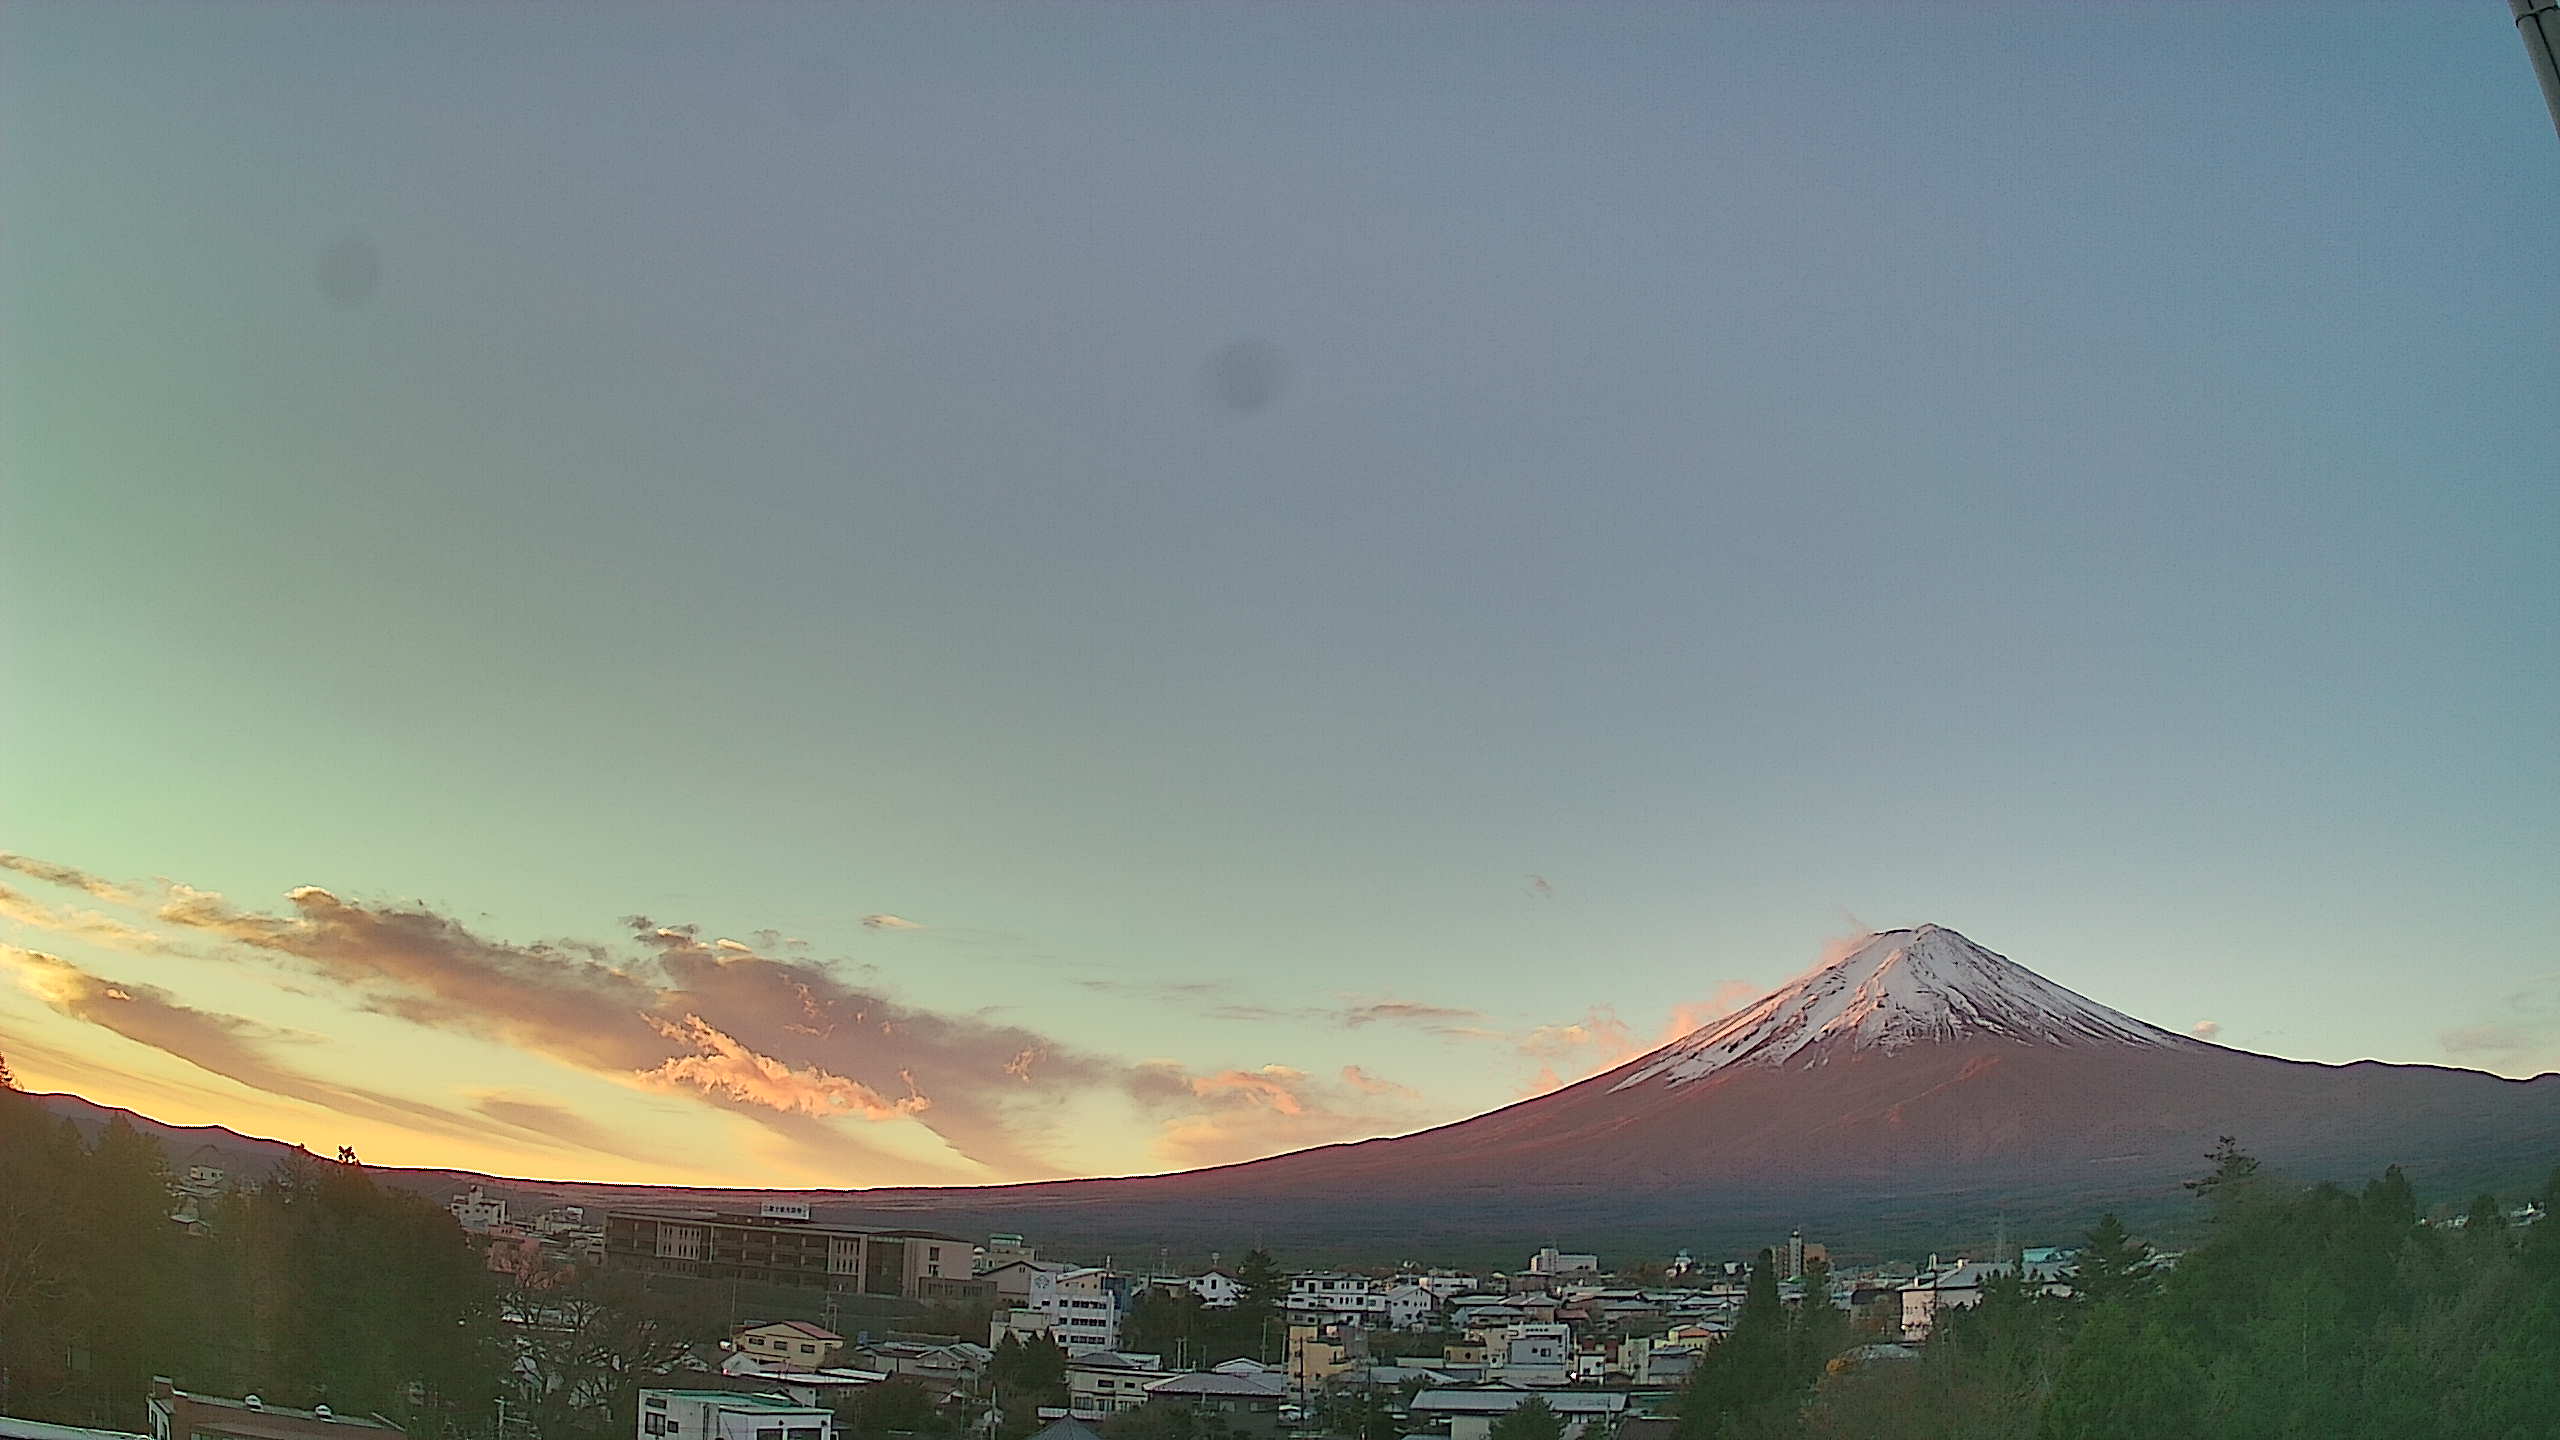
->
[1616,925,2194,1081]
[815,926,2560,1253]
[32,926,2560,1260]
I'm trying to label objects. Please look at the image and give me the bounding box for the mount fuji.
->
[41,925,2559,1259]
[813,924,2560,1255]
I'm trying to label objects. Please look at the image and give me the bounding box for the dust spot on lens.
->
[1204,339,1287,413]
[316,232,380,307]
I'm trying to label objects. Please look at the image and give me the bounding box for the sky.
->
[2,3,2555,1190]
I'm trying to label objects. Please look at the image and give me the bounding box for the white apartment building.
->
[1487,1323,1572,1384]
[1412,1273,1483,1300]
[638,1390,831,1440]
[1379,1284,1439,1330]
[448,1186,507,1233]
[1526,1248,1598,1277]
[1288,1273,1390,1324]
[1064,1353,1170,1418]
[1039,1269,1123,1353]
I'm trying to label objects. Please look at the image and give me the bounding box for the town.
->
[6,1137,2103,1440]
[6,1079,2558,1440]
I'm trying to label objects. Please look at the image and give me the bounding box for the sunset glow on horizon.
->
[4,4,2554,1190]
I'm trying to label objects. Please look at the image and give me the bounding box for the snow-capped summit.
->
[1613,924,2190,1089]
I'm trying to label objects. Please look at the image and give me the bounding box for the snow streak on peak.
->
[1612,925,2189,1089]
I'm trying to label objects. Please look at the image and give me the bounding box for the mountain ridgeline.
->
[825,926,2560,1255]
[36,927,2560,1260]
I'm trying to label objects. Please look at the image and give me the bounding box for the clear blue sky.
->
[3,3,2554,1185]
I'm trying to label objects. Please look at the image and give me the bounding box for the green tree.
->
[2182,1136,2264,1218]
[990,1333,1068,1438]
[2036,1304,2202,1440]
[1678,1250,1801,1437]
[1788,1254,1852,1381]
[2465,1193,2507,1240]
[2067,1215,2155,1308]
[1236,1249,1283,1316]
[0,1081,82,1420]
[1488,1397,1563,1440]
[1125,1286,1202,1364]
[2362,1164,2418,1230]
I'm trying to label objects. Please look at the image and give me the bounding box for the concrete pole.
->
[2516,0,2560,142]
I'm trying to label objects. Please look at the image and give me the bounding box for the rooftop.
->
[1410,1391,1629,1416]
[1,1420,153,1440]
[646,1392,828,1412]
[1143,1374,1288,1399]
[744,1320,844,1341]
[608,1209,965,1243]
[155,1388,400,1434]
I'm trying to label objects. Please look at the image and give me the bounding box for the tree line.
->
[1678,1140,2560,1438]
[14,1063,2559,1440]
[0,1078,495,1434]
[0,1075,727,1440]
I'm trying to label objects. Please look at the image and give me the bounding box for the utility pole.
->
[2517,0,2560,142]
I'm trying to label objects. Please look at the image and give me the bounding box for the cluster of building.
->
[483,1199,2136,1425]
[84,1167,2227,1440]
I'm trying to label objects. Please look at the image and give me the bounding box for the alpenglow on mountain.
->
[1617,924,2195,1085]
[803,922,2560,1254]
[44,925,2560,1260]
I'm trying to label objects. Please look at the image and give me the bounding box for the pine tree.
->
[1678,1250,1799,1436]
[2183,1136,2263,1215]
[1236,1248,1283,1313]
[2069,1214,2155,1307]
[1788,1253,1851,1382]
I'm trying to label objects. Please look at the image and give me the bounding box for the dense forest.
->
[1677,1143,2560,1439]
[0,1070,722,1440]
[0,1071,493,1432]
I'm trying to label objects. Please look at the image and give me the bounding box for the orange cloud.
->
[1133,1060,1423,1171]
[1339,1064,1416,1097]
[642,1015,931,1120]
[13,849,1454,1182]
[1511,982,1761,1090]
